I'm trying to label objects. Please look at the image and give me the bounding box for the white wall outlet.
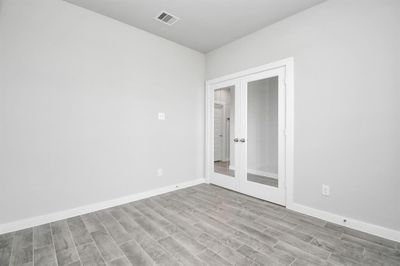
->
[158,112,165,120]
[322,184,330,196]
[157,168,163,176]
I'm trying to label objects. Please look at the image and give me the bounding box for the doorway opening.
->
[213,87,235,177]
[206,58,294,206]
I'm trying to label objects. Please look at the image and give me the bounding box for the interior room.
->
[0,0,399,265]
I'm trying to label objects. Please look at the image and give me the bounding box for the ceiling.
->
[64,0,326,53]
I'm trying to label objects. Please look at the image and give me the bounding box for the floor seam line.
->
[65,219,84,266]
[49,223,60,266]
[84,216,108,265]
[96,211,132,265]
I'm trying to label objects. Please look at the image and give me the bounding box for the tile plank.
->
[341,234,400,261]
[106,256,131,266]
[81,213,107,234]
[237,245,280,266]
[0,234,14,266]
[139,237,181,266]
[34,245,57,266]
[326,222,398,249]
[51,221,80,266]
[158,236,205,266]
[76,243,106,266]
[217,245,254,266]
[67,216,93,247]
[120,240,154,266]
[91,231,124,262]
[197,249,232,266]
[134,216,168,241]
[172,232,206,255]
[274,241,326,265]
[10,228,33,266]
[33,224,53,249]
[96,211,132,244]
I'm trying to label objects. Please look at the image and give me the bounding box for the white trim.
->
[206,58,293,85]
[287,203,400,243]
[284,58,295,208]
[228,165,278,179]
[247,169,278,179]
[0,178,205,235]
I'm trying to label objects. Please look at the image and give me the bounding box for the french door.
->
[207,63,290,206]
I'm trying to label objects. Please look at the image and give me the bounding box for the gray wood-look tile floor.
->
[1,184,399,266]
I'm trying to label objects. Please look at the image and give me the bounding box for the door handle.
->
[240,138,246,143]
[233,138,239,142]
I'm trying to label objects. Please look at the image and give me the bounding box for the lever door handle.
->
[240,138,246,143]
[233,138,239,142]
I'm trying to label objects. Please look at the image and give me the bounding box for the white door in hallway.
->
[213,103,224,161]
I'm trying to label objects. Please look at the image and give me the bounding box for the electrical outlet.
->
[158,112,165,120]
[322,184,330,196]
[157,168,163,176]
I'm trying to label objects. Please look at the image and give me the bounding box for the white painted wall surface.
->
[206,0,400,231]
[0,0,205,225]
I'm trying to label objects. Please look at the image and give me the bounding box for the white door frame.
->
[205,57,294,206]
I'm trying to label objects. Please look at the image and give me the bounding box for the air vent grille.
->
[155,11,180,26]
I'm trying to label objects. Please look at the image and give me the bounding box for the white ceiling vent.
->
[155,11,180,26]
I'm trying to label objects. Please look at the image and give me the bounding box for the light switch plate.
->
[157,168,163,176]
[158,112,165,120]
[322,184,330,196]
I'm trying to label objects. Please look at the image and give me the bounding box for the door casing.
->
[205,58,294,206]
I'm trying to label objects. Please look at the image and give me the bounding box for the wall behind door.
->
[206,0,400,231]
[0,0,205,225]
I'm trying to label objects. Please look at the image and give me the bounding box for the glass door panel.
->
[209,79,241,192]
[213,86,235,177]
[246,76,279,188]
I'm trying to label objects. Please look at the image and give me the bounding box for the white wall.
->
[247,78,278,175]
[0,0,205,225]
[207,0,400,231]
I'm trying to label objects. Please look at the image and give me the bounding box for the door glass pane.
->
[214,86,235,177]
[247,77,278,187]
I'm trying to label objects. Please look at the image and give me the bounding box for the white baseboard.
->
[4,177,398,244]
[287,202,400,243]
[0,178,205,235]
